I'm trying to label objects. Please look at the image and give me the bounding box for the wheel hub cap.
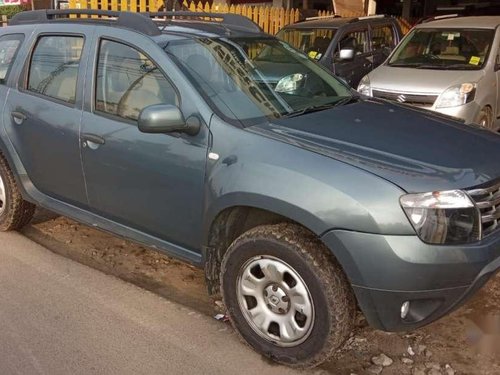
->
[0,173,5,215]
[264,284,290,314]
[236,256,315,347]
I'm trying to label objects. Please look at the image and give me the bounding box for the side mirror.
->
[138,104,200,136]
[339,48,355,61]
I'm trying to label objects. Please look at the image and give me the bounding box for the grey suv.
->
[0,9,499,369]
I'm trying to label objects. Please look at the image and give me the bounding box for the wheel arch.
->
[202,200,348,297]
[0,136,34,204]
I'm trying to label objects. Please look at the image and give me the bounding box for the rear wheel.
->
[221,223,355,368]
[477,107,493,130]
[0,154,35,231]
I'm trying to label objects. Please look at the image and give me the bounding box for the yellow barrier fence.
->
[66,0,410,35]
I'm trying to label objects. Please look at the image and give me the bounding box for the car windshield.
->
[276,28,336,61]
[164,37,352,126]
[388,28,494,70]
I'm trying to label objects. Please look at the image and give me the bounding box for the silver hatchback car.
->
[357,16,500,132]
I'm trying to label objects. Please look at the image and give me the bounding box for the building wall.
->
[333,0,365,15]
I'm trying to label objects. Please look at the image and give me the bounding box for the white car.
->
[358,16,500,132]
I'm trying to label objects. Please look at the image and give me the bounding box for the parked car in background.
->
[276,15,403,87]
[358,16,500,132]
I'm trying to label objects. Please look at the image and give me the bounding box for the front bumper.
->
[432,100,481,124]
[321,229,500,331]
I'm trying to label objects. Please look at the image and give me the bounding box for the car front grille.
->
[467,180,500,238]
[372,90,438,107]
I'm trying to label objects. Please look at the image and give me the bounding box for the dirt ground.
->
[21,209,500,375]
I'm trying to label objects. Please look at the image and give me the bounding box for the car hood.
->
[252,99,500,193]
[368,65,486,94]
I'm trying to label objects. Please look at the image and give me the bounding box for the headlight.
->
[435,83,476,108]
[357,75,371,96]
[400,190,480,244]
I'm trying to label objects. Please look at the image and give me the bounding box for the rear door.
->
[3,26,90,207]
[0,33,24,110]
[370,22,398,68]
[332,27,372,87]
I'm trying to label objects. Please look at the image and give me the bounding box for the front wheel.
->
[221,223,355,368]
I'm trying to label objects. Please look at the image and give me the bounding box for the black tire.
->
[220,223,355,368]
[476,107,493,130]
[0,153,35,231]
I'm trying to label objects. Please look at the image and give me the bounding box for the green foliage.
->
[0,5,28,19]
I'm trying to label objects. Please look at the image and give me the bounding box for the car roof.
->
[285,17,356,29]
[417,16,500,29]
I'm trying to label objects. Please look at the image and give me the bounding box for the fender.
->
[202,116,414,247]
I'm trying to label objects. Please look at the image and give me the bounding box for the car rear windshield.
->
[276,28,336,61]
[164,37,352,126]
[388,28,495,70]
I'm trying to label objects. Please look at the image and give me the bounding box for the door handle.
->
[82,133,105,149]
[11,111,27,125]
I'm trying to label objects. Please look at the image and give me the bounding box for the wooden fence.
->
[67,0,412,35]
[1,3,412,35]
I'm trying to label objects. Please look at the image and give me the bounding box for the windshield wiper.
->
[283,96,359,118]
[444,63,479,70]
[332,95,360,106]
[387,62,422,67]
[414,64,449,69]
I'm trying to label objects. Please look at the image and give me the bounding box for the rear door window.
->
[27,35,84,103]
[0,34,24,83]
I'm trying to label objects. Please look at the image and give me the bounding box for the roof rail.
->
[149,11,262,33]
[9,9,263,35]
[356,14,387,20]
[9,9,161,36]
[419,13,460,24]
[304,15,341,21]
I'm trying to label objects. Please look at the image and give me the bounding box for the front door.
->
[333,28,372,88]
[81,36,209,252]
[495,42,500,123]
[4,32,89,207]
[370,23,397,68]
